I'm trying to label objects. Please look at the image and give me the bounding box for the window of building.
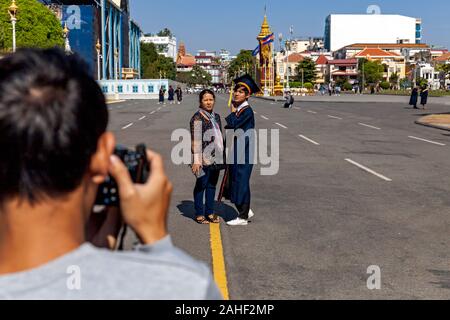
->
[133,85,139,93]
[148,85,154,93]
[118,85,123,93]
[102,86,108,93]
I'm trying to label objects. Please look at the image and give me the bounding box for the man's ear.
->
[90,132,116,185]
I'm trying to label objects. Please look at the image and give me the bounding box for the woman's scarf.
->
[199,109,224,154]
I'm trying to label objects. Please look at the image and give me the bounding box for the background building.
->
[41,0,142,80]
[325,14,422,52]
[176,42,196,72]
[195,50,222,85]
[140,35,177,61]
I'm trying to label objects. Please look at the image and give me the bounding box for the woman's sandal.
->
[195,216,210,225]
[207,214,221,224]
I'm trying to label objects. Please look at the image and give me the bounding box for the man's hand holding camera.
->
[106,149,173,246]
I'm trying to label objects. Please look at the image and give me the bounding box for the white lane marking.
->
[307,110,317,114]
[328,115,343,120]
[157,107,161,111]
[299,135,320,146]
[122,123,134,130]
[408,136,446,146]
[275,122,288,129]
[261,115,269,120]
[139,116,146,121]
[358,123,381,130]
[345,159,392,182]
[150,111,156,115]
[293,107,300,110]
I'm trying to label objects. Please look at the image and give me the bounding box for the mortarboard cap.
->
[233,74,261,95]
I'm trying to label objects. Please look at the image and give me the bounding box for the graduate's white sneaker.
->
[226,218,248,226]
[248,209,255,220]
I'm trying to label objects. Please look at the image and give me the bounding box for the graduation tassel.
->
[228,81,234,109]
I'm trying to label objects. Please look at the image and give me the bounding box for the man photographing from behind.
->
[0,48,221,300]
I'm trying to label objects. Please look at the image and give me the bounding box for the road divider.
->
[275,123,288,129]
[345,159,392,182]
[299,135,320,146]
[358,123,381,130]
[122,123,133,130]
[408,136,446,146]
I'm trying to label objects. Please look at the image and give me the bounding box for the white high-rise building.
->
[140,35,177,61]
[324,14,422,52]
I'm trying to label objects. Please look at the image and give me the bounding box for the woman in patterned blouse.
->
[190,89,225,224]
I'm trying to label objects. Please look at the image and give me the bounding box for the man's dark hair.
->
[0,48,108,204]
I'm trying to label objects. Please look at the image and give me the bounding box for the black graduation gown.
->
[420,89,429,105]
[409,89,418,106]
[219,105,255,206]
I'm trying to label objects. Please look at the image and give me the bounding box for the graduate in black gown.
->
[219,74,260,226]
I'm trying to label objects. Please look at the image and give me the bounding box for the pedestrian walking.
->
[175,86,183,104]
[219,74,260,226]
[158,87,165,104]
[409,87,419,109]
[420,85,429,109]
[168,85,175,104]
[190,89,225,225]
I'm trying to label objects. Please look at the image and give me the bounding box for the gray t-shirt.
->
[0,236,222,300]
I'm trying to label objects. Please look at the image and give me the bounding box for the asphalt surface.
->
[108,94,450,300]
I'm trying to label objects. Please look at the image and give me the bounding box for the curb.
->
[415,120,450,132]
[107,100,126,105]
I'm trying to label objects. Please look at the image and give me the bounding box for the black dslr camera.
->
[95,144,150,207]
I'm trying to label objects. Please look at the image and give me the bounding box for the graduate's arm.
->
[225,109,253,129]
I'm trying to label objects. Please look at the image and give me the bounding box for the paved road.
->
[108,95,450,300]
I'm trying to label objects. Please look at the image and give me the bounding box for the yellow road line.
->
[210,223,230,300]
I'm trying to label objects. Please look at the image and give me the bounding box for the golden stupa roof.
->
[257,15,272,40]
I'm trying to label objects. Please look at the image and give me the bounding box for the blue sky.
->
[130,0,450,55]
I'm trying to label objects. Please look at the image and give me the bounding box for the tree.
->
[157,28,173,38]
[359,59,384,85]
[176,71,196,86]
[436,64,450,89]
[416,77,428,88]
[227,50,256,82]
[400,78,411,90]
[190,65,212,86]
[380,81,390,90]
[389,72,399,89]
[140,42,176,80]
[295,57,317,84]
[0,0,64,51]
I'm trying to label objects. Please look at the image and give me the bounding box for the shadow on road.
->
[428,269,450,290]
[177,200,239,222]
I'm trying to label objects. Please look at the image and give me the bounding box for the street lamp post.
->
[96,39,102,80]
[114,48,119,100]
[285,26,294,92]
[362,60,365,95]
[8,0,18,53]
